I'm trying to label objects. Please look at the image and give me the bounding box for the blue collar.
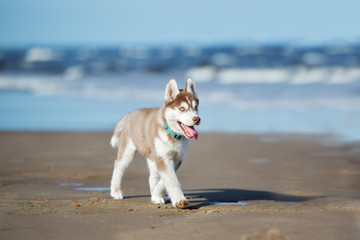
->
[163,122,181,139]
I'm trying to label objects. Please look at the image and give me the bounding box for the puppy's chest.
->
[154,135,189,161]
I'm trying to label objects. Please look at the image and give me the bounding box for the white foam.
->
[291,67,328,84]
[302,52,326,65]
[218,68,289,84]
[214,67,360,85]
[25,47,58,62]
[2,66,360,111]
[186,66,217,83]
[328,67,360,84]
[0,75,67,96]
[211,53,237,66]
[200,90,360,111]
[64,65,85,81]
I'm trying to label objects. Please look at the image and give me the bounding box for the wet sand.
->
[0,132,359,240]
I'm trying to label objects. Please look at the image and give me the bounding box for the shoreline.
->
[1,132,359,239]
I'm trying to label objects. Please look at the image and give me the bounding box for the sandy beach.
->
[0,132,359,240]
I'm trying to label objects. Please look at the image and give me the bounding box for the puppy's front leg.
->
[158,159,189,209]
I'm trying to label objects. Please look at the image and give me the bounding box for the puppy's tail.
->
[110,135,120,149]
[110,115,128,148]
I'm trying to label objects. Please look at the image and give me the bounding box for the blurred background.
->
[1,0,360,141]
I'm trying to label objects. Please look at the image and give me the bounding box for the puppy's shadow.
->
[186,188,320,207]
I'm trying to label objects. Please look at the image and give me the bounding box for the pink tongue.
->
[183,124,199,140]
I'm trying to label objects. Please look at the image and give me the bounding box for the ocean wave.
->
[2,44,360,115]
[1,73,360,112]
[200,90,360,111]
[2,44,360,73]
[25,47,61,62]
[185,66,360,85]
[218,68,289,84]
[0,75,69,95]
[0,74,165,101]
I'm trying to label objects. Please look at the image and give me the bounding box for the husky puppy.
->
[110,78,200,208]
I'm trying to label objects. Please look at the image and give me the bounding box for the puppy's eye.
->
[179,107,185,111]
[194,106,198,111]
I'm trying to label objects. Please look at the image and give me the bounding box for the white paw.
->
[111,189,124,200]
[174,199,189,209]
[151,196,165,205]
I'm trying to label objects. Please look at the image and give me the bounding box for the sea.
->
[1,43,360,142]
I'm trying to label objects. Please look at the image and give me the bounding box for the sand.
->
[0,132,359,240]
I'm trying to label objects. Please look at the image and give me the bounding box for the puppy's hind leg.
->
[110,138,136,200]
[146,158,165,204]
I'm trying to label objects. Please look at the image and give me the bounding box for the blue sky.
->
[0,0,359,46]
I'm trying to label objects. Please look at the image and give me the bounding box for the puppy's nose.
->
[193,116,200,125]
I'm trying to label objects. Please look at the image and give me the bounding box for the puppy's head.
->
[163,78,200,140]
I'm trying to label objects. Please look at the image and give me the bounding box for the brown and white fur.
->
[110,78,200,209]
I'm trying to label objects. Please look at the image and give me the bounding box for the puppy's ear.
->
[164,78,180,104]
[185,77,197,97]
